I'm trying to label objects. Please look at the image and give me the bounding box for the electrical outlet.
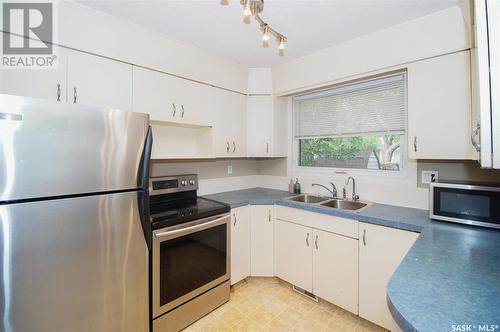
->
[422,170,438,184]
[227,165,233,175]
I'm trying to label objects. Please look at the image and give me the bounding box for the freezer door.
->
[0,94,149,201]
[0,191,148,332]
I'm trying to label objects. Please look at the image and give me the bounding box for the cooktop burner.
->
[150,196,229,230]
[149,175,229,230]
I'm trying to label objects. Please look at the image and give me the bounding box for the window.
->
[294,74,406,171]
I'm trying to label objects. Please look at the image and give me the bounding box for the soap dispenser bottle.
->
[293,178,301,194]
[289,179,294,193]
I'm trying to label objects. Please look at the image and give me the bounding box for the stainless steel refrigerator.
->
[0,94,152,332]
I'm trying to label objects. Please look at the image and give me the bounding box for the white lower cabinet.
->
[358,222,418,330]
[275,219,313,293]
[230,206,250,285]
[312,228,358,314]
[249,205,274,276]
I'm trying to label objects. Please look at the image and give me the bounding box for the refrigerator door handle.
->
[138,125,153,191]
[137,125,153,250]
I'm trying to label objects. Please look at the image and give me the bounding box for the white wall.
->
[272,6,470,95]
[56,1,248,93]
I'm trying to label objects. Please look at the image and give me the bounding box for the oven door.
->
[152,213,230,318]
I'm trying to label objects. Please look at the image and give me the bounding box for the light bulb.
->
[243,3,251,17]
[242,2,252,24]
[220,0,229,5]
[278,38,285,50]
[262,26,270,41]
[263,39,269,48]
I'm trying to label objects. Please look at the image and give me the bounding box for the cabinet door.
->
[0,44,67,102]
[250,205,274,276]
[229,93,247,157]
[275,219,313,292]
[212,89,247,157]
[407,50,474,159]
[67,50,132,111]
[313,229,358,315]
[132,66,179,121]
[230,207,250,285]
[247,96,273,157]
[174,79,212,126]
[358,222,418,330]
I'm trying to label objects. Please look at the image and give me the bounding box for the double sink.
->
[283,194,371,212]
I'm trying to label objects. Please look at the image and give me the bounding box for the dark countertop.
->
[203,187,500,332]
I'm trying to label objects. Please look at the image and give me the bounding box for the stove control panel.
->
[149,174,198,195]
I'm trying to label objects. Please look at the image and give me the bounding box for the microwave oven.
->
[430,182,500,229]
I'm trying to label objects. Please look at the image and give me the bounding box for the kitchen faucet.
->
[312,182,337,198]
[345,176,359,201]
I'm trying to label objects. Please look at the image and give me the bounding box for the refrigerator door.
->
[0,94,149,202]
[0,191,148,332]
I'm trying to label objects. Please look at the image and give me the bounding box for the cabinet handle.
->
[362,229,366,246]
[233,213,237,226]
[315,235,318,250]
[172,103,176,117]
[268,209,271,222]
[56,83,61,101]
[306,233,309,247]
[73,87,77,104]
[181,105,185,118]
[233,141,236,153]
[266,142,269,154]
[413,136,417,153]
[471,123,481,152]
[226,142,230,153]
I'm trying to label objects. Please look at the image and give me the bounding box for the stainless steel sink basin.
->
[285,194,329,204]
[320,199,368,211]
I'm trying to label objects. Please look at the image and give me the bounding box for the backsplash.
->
[417,160,500,188]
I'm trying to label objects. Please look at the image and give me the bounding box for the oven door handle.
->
[154,214,229,239]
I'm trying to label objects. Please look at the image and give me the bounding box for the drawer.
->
[276,206,358,239]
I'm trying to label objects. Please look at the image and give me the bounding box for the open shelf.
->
[150,122,214,160]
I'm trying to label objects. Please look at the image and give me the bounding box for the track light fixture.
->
[221,0,287,55]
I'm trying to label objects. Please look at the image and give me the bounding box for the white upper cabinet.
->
[472,0,500,168]
[249,205,274,276]
[132,66,178,122]
[247,96,273,156]
[246,68,287,157]
[0,45,67,102]
[358,222,418,330]
[133,66,213,126]
[212,88,247,157]
[67,49,132,111]
[407,50,475,160]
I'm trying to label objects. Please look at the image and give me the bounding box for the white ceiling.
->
[78,0,458,67]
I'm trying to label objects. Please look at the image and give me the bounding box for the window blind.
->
[294,74,406,138]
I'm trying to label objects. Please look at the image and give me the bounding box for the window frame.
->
[291,72,408,177]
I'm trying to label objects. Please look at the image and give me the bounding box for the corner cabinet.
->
[230,206,250,285]
[246,95,287,157]
[249,205,274,276]
[407,50,475,160]
[358,222,418,330]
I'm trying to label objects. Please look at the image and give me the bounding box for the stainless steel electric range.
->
[149,174,231,332]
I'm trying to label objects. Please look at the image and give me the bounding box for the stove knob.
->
[189,179,195,185]
[181,180,187,186]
